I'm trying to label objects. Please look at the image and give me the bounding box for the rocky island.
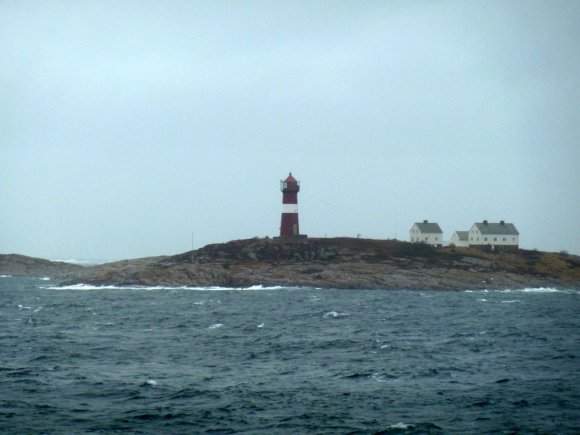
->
[4,237,574,290]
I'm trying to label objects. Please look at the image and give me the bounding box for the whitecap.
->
[246,284,284,290]
[501,300,520,303]
[323,311,349,319]
[208,323,223,329]
[477,298,487,302]
[520,287,560,293]
[372,373,388,383]
[387,422,414,430]
[47,283,304,291]
[0,275,12,278]
[497,287,563,293]
[46,284,124,291]
[146,379,157,386]
[257,323,264,328]
[198,284,297,291]
[467,287,568,294]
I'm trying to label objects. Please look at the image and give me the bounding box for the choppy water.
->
[1,277,578,434]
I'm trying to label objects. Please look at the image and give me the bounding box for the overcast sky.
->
[1,1,579,260]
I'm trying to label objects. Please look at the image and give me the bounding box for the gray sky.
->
[2,1,579,260]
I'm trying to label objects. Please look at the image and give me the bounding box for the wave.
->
[465,287,572,294]
[386,422,414,430]
[0,275,12,278]
[42,284,577,293]
[381,422,442,432]
[44,283,307,291]
[323,311,349,319]
[504,287,561,293]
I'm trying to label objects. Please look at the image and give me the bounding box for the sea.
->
[0,276,578,434]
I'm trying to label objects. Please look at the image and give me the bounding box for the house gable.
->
[469,221,519,250]
[409,220,443,246]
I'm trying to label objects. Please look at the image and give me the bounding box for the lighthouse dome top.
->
[280,172,300,192]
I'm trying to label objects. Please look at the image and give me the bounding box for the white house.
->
[450,231,469,248]
[468,220,519,251]
[409,220,443,247]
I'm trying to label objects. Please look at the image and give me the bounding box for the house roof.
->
[413,222,443,233]
[453,231,469,241]
[473,222,519,235]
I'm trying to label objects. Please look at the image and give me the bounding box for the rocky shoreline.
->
[3,238,579,290]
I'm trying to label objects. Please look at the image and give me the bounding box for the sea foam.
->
[46,283,302,291]
[387,422,414,430]
[466,287,565,294]
[323,311,349,319]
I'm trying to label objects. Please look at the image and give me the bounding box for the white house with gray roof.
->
[468,220,519,251]
[450,231,469,248]
[409,220,443,247]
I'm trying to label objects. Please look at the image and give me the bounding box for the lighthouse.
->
[280,173,301,237]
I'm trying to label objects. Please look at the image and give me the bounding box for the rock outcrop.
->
[0,254,87,280]
[59,238,580,290]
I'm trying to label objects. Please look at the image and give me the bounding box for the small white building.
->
[450,231,469,248]
[468,220,519,251]
[409,220,443,247]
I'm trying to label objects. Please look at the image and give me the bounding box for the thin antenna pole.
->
[190,232,194,262]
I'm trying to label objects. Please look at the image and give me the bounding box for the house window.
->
[484,237,488,242]
[435,237,438,241]
[503,238,506,241]
[494,237,497,242]
[512,237,516,241]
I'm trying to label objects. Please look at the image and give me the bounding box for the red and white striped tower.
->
[280,173,300,237]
